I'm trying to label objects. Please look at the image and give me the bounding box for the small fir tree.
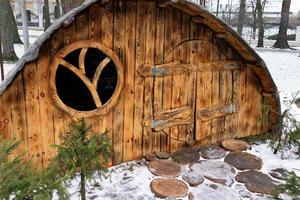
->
[273,171,300,200]
[0,137,68,200]
[51,119,112,200]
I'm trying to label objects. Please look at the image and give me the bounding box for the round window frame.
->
[49,40,124,119]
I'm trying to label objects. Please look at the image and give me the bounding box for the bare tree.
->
[0,0,22,61]
[273,0,292,49]
[256,0,264,47]
[43,0,51,30]
[216,0,220,16]
[18,0,29,50]
[250,0,258,39]
[237,0,246,36]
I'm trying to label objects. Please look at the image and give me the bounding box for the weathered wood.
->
[123,0,136,161]
[199,103,237,121]
[152,106,193,131]
[153,5,165,152]
[112,0,125,165]
[134,0,147,159]
[143,1,156,154]
[0,0,280,169]
[138,62,196,77]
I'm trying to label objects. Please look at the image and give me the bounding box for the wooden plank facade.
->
[0,0,280,168]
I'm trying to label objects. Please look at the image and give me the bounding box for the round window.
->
[49,41,124,119]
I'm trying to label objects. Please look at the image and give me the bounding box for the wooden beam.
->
[152,106,193,132]
[138,62,197,77]
[138,61,244,77]
[199,61,243,71]
[198,103,237,121]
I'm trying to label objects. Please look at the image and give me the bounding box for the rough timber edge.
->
[0,0,280,127]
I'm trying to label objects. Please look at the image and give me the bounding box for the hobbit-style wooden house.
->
[0,0,280,168]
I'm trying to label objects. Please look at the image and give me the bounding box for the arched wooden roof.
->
[0,0,280,117]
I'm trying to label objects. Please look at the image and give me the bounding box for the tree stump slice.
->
[235,170,278,195]
[182,171,204,186]
[269,168,288,180]
[224,152,262,170]
[148,160,182,178]
[189,183,240,200]
[199,145,226,159]
[221,139,250,151]
[189,160,236,186]
[171,148,200,164]
[157,152,170,159]
[150,178,188,198]
[145,153,157,162]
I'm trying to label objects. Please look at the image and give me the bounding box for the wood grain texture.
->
[0,0,278,168]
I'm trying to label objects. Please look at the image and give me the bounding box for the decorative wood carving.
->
[49,40,124,119]
[152,106,193,132]
[198,103,238,121]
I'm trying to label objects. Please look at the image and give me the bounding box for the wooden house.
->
[0,0,280,168]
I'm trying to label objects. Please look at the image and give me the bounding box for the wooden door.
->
[195,62,242,143]
[138,62,197,151]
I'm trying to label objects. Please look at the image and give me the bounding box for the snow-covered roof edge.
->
[0,0,99,94]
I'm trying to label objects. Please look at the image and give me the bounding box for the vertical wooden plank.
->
[195,25,212,142]
[153,6,165,152]
[134,1,146,157]
[100,1,114,165]
[112,0,125,164]
[170,8,182,151]
[36,44,55,167]
[161,6,173,152]
[50,28,67,148]
[123,0,136,161]
[0,94,12,140]
[23,61,43,167]
[210,43,220,144]
[237,67,247,137]
[143,1,155,155]
[177,13,191,146]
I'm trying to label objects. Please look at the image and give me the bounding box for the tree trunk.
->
[257,0,264,47]
[273,0,291,49]
[43,0,51,30]
[237,0,246,36]
[0,0,22,61]
[80,171,86,200]
[61,0,85,14]
[18,0,29,50]
[216,0,220,16]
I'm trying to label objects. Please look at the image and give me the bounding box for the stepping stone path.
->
[171,147,200,164]
[189,160,236,186]
[199,145,226,159]
[148,160,181,178]
[269,168,288,180]
[150,178,188,198]
[224,152,263,170]
[156,152,170,159]
[182,171,204,186]
[235,170,278,195]
[221,139,250,151]
[144,153,156,162]
[189,183,240,200]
